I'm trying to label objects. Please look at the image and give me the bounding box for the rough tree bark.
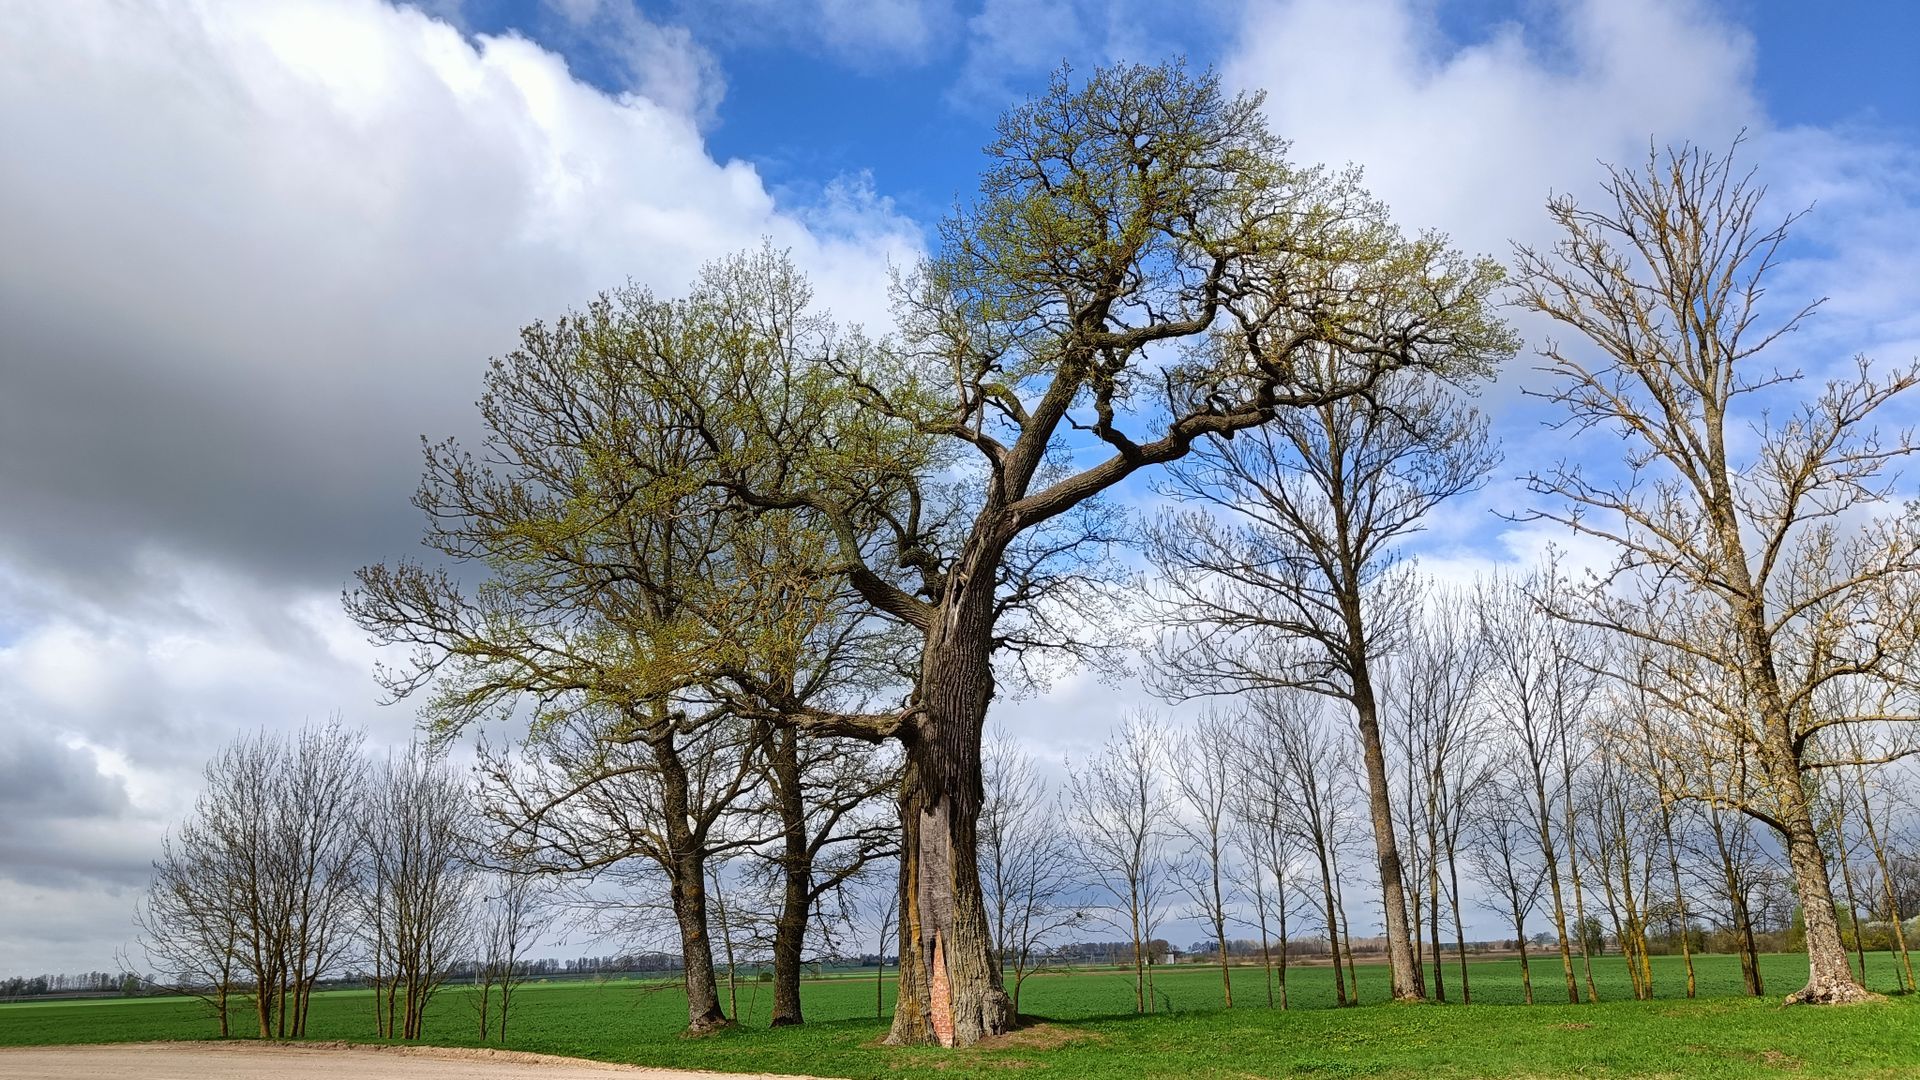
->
[887,606,1009,1046]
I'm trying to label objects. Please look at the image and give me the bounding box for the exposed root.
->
[680,1017,736,1037]
[1784,981,1883,1005]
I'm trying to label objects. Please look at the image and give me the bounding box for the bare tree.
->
[980,732,1082,1017]
[1385,603,1494,1002]
[135,831,242,1036]
[476,705,763,1033]
[1142,351,1499,1001]
[1251,688,1359,1006]
[1172,711,1241,1008]
[1475,570,1595,1003]
[1685,798,1769,996]
[1513,138,1920,1003]
[1573,741,1659,1000]
[1227,708,1306,1009]
[275,724,366,1037]
[1467,792,1548,1003]
[1618,648,1700,997]
[362,744,479,1041]
[1069,713,1172,1015]
[181,724,363,1038]
[472,868,554,1045]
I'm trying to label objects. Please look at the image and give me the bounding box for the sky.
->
[1,0,1917,976]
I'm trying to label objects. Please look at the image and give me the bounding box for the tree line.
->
[976,591,1920,1018]
[135,726,555,1042]
[324,60,1920,1048]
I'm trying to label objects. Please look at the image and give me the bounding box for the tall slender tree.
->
[1514,139,1920,1003]
[1069,713,1173,1016]
[979,733,1082,1017]
[1173,711,1242,1008]
[1142,359,1500,999]
[1476,570,1595,1003]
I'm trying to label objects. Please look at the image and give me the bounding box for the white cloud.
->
[1224,0,1759,261]
[0,0,918,975]
[947,0,1218,110]
[539,0,729,123]
[1223,0,1920,589]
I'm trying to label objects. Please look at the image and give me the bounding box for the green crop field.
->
[3,953,1917,1078]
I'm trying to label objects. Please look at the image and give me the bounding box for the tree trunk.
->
[500,980,512,1044]
[669,856,729,1031]
[654,734,730,1034]
[770,729,811,1027]
[1531,775,1579,1004]
[1275,875,1290,1010]
[1313,844,1348,1007]
[1514,904,1533,1005]
[1329,842,1359,1004]
[477,975,491,1041]
[1351,673,1422,1000]
[1659,804,1696,998]
[1710,810,1765,996]
[769,886,807,1027]
[1447,845,1471,1003]
[885,618,1011,1047]
[1131,896,1147,1014]
[1743,597,1871,1004]
[1778,799,1873,1003]
[1562,783,1598,1003]
[1214,879,1233,1008]
[1428,857,1446,1003]
[1251,870,1274,1008]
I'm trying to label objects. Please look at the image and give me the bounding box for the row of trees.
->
[136,727,545,1041]
[975,574,1920,1018]
[338,61,1919,1045]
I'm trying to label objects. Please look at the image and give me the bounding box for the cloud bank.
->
[0,0,917,974]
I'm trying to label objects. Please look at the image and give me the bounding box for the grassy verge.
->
[3,952,1915,1078]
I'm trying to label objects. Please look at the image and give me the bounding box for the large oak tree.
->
[671,64,1509,1042]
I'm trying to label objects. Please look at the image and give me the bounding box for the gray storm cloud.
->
[0,0,918,975]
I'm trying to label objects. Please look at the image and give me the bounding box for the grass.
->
[3,952,1917,1078]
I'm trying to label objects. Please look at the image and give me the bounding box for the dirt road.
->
[0,1042,832,1080]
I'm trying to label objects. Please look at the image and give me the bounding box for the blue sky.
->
[444,0,1920,234]
[1,0,1917,973]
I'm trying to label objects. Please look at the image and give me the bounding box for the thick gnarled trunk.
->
[886,605,1012,1047]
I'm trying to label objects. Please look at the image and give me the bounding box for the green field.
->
[3,953,1917,1078]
